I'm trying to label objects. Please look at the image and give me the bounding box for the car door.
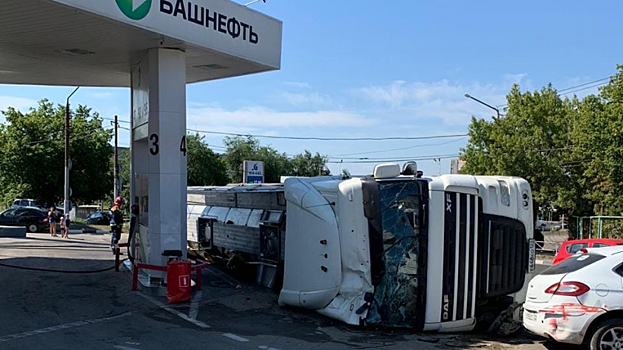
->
[21,209,42,224]
[15,210,37,227]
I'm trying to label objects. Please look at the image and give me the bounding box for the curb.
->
[535,259,552,266]
[75,229,109,234]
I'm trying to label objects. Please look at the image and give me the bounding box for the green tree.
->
[222,136,330,183]
[460,65,623,218]
[575,68,623,215]
[0,100,113,207]
[187,134,228,186]
[461,85,575,212]
[289,150,330,177]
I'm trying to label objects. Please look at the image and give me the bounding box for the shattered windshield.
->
[367,180,427,328]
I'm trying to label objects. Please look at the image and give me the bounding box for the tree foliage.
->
[187,134,228,186]
[461,65,623,217]
[0,100,113,207]
[223,136,329,183]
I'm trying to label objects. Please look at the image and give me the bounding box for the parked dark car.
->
[0,207,48,233]
[85,211,111,225]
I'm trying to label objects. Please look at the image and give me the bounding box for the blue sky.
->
[1,0,622,176]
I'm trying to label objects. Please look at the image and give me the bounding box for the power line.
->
[498,76,612,108]
[102,118,468,142]
[327,153,459,161]
[187,128,468,141]
[327,154,459,164]
[559,82,607,97]
[102,117,130,124]
[327,137,468,157]
[557,77,610,93]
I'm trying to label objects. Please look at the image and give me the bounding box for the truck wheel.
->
[588,318,623,350]
[27,224,39,233]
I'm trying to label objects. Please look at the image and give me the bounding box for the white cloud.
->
[357,79,508,125]
[187,106,375,130]
[503,73,528,86]
[86,92,114,99]
[0,95,37,112]
[283,81,311,89]
[281,91,331,106]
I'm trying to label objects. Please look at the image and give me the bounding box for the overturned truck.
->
[187,163,536,332]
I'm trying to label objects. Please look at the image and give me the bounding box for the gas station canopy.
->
[0,0,282,87]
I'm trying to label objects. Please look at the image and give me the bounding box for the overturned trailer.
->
[187,163,536,332]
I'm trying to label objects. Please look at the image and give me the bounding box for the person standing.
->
[60,213,71,239]
[48,207,58,237]
[110,196,125,250]
[59,214,66,238]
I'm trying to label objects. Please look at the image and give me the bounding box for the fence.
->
[576,216,623,239]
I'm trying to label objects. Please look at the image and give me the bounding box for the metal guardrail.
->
[534,240,560,254]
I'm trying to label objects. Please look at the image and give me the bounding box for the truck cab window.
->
[368,180,427,329]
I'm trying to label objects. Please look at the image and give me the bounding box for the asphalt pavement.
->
[0,233,567,350]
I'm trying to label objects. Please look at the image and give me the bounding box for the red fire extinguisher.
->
[164,251,192,304]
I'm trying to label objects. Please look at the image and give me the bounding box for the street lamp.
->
[244,0,266,6]
[464,93,501,119]
[64,86,80,215]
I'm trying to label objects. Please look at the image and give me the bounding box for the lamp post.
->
[244,0,266,6]
[64,86,80,215]
[464,93,501,119]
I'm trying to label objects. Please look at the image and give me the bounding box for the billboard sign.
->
[49,0,282,70]
[243,161,264,184]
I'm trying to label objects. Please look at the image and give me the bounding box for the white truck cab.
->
[187,163,535,332]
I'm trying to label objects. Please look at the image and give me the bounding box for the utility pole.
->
[64,87,80,216]
[113,115,120,199]
[433,158,442,175]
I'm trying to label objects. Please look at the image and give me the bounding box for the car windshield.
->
[567,243,589,254]
[1,209,17,218]
[367,180,426,328]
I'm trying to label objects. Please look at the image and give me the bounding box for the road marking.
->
[189,290,202,319]
[0,312,132,343]
[259,346,282,350]
[223,333,249,342]
[138,294,210,329]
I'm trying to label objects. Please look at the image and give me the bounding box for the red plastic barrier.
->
[166,260,192,304]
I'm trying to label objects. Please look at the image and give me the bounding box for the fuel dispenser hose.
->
[0,258,128,274]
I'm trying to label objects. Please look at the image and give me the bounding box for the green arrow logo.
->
[116,0,152,20]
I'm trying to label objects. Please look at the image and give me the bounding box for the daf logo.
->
[116,0,152,20]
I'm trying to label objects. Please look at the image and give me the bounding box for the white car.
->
[523,246,623,349]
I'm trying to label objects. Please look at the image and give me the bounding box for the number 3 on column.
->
[149,134,159,155]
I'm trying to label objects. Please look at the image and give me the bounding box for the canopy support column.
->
[131,48,187,281]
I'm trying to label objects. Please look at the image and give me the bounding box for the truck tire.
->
[588,318,623,350]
